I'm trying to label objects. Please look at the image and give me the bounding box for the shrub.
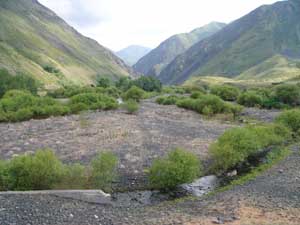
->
[59,163,87,189]
[276,109,300,134]
[149,148,202,190]
[7,150,64,190]
[90,152,118,192]
[274,84,300,106]
[0,160,9,191]
[97,77,112,88]
[237,91,263,107]
[122,86,145,102]
[0,91,71,122]
[156,95,180,105]
[0,69,38,97]
[43,65,60,74]
[123,100,139,114]
[116,77,133,91]
[190,91,204,99]
[210,85,240,101]
[133,76,162,92]
[210,124,290,172]
[70,93,118,111]
[176,94,237,115]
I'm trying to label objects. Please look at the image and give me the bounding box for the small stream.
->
[111,175,220,207]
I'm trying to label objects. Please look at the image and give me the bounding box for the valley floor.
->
[0,99,294,225]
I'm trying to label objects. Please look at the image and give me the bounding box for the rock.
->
[180,175,219,197]
[212,217,224,224]
[227,170,238,177]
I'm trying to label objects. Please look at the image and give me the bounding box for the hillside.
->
[116,45,151,66]
[159,0,300,84]
[0,0,134,89]
[133,22,226,77]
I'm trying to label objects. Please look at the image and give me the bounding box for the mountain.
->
[133,22,226,77]
[159,0,300,85]
[116,45,152,66]
[0,0,134,89]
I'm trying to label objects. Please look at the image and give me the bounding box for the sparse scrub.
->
[149,148,202,191]
[90,152,118,192]
[123,100,139,114]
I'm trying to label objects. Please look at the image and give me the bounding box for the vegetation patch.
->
[149,148,202,191]
[122,100,139,114]
[209,124,291,173]
[0,150,118,192]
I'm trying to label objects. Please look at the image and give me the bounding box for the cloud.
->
[38,0,280,51]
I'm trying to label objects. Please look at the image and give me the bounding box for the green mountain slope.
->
[133,22,226,77]
[116,45,152,66]
[0,0,134,89]
[159,0,300,85]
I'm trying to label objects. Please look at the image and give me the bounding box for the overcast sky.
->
[38,0,280,51]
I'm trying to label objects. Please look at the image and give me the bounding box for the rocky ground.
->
[0,145,299,225]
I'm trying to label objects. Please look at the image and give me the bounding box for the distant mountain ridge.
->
[159,0,300,84]
[133,22,226,77]
[0,0,134,89]
[116,45,152,66]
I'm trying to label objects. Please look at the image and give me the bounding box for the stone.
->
[180,175,219,197]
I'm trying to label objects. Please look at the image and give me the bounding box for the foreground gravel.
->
[0,145,299,225]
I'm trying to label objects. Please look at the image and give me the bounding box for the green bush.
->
[7,150,64,190]
[59,163,87,189]
[156,95,180,105]
[0,91,71,122]
[176,94,239,116]
[0,69,38,98]
[122,86,145,102]
[237,91,263,107]
[210,85,240,101]
[210,124,290,172]
[190,91,204,99]
[0,160,9,191]
[70,93,118,111]
[149,148,202,190]
[133,76,162,92]
[90,152,118,192]
[97,77,112,88]
[276,109,300,134]
[274,84,300,106]
[123,100,139,114]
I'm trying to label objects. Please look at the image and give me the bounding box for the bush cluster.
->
[122,86,145,102]
[149,148,202,191]
[116,76,162,92]
[0,90,70,122]
[156,95,182,105]
[69,93,118,113]
[0,150,118,191]
[237,84,300,109]
[276,109,300,134]
[210,85,240,101]
[210,124,291,172]
[0,69,38,98]
[176,94,243,117]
